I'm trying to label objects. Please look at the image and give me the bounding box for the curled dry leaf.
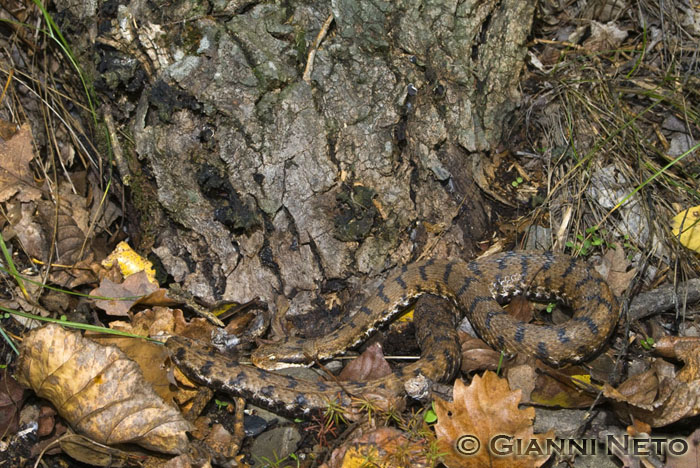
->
[655,336,700,360]
[0,118,16,139]
[596,248,637,296]
[204,424,241,460]
[106,307,218,408]
[16,324,192,454]
[11,201,48,260]
[111,306,215,343]
[459,333,501,373]
[434,372,554,468]
[603,339,700,427]
[507,295,534,323]
[507,363,598,408]
[59,432,150,466]
[91,330,177,406]
[338,342,393,382]
[527,370,597,409]
[582,21,628,52]
[33,197,97,287]
[37,404,57,437]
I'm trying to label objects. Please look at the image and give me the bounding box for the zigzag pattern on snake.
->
[166,251,619,416]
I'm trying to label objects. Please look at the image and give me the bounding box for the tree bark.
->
[81,0,536,327]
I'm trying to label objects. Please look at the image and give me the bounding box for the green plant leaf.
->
[424,403,437,423]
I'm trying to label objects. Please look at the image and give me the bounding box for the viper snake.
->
[166,251,619,416]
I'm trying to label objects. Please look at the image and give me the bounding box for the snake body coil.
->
[167,251,619,416]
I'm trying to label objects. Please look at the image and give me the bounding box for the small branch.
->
[628,278,700,322]
[303,14,334,83]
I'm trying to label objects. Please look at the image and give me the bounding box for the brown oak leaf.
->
[434,371,554,468]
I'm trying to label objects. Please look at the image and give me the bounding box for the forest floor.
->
[1,0,699,467]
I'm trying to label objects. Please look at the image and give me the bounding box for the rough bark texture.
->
[71,0,536,325]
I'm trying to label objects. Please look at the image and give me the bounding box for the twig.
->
[303,14,334,83]
[628,278,700,322]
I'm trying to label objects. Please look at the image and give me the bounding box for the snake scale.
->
[166,251,619,416]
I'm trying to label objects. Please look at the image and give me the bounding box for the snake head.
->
[251,337,314,370]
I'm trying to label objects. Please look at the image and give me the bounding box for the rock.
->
[248,426,302,467]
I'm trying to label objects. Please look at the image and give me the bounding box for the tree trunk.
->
[83,0,536,328]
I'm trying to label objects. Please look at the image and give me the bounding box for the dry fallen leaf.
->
[459,333,501,373]
[107,307,217,408]
[112,306,214,342]
[0,118,17,140]
[597,248,637,296]
[434,372,554,468]
[203,423,240,460]
[470,154,517,208]
[90,271,162,316]
[338,342,393,382]
[655,336,700,360]
[325,427,431,468]
[507,364,598,408]
[37,404,57,437]
[505,365,537,404]
[36,200,93,266]
[16,324,192,454]
[603,340,700,427]
[627,419,652,437]
[91,332,177,406]
[507,296,534,323]
[582,21,628,52]
[0,123,42,203]
[9,200,48,260]
[59,432,167,466]
[102,241,158,284]
[526,371,597,409]
[671,205,700,253]
[0,373,27,435]
[665,427,700,468]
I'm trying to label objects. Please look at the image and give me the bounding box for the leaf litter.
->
[2,0,700,466]
[0,123,42,203]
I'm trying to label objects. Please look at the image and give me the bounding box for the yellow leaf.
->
[671,205,700,253]
[338,428,430,468]
[341,445,381,468]
[571,374,591,385]
[102,241,157,284]
[397,307,414,322]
